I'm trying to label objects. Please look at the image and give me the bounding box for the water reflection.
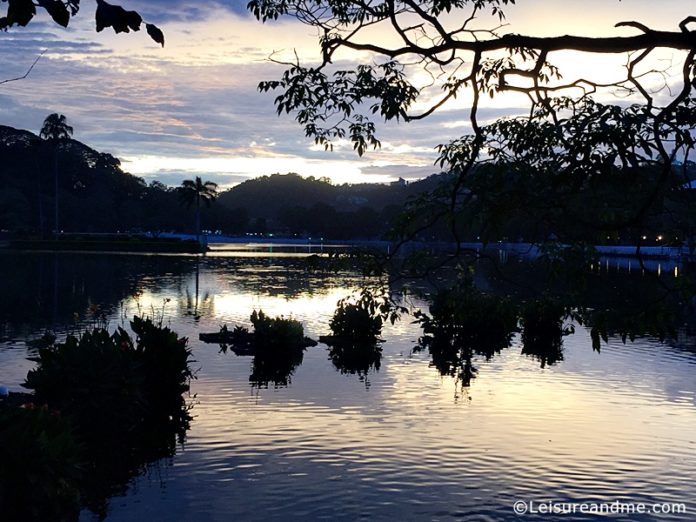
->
[413,280,518,387]
[249,348,305,388]
[180,258,214,320]
[0,252,194,339]
[593,255,681,276]
[0,251,371,340]
[1,251,696,521]
[79,401,190,519]
[520,300,569,368]
[3,250,695,388]
[327,341,383,382]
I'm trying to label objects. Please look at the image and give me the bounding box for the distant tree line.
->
[394,162,696,246]
[0,126,424,239]
[0,125,247,237]
[217,172,437,239]
[2,123,695,243]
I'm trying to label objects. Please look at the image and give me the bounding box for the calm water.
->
[0,250,695,521]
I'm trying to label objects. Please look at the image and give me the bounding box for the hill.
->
[0,125,249,235]
[216,172,446,238]
[0,125,144,233]
[0,124,440,239]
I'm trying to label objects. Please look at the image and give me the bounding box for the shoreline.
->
[2,234,693,261]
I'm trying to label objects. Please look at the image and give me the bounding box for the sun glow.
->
[123,154,400,186]
[3,0,694,190]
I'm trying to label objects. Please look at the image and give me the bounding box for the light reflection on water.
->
[96,331,696,521]
[0,251,694,521]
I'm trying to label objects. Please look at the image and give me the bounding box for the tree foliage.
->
[0,125,250,235]
[248,0,696,359]
[0,0,164,46]
[249,0,696,252]
[177,176,218,243]
[177,176,218,210]
[39,113,73,142]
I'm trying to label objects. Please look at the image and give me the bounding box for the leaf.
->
[146,23,164,47]
[95,0,142,34]
[66,0,80,16]
[6,0,36,27]
[38,0,70,27]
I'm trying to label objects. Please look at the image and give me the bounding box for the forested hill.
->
[0,125,442,238]
[0,124,148,233]
[219,172,440,216]
[3,123,692,243]
[216,173,446,237]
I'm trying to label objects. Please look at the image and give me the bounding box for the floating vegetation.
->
[200,311,316,356]
[320,292,390,379]
[327,292,385,344]
[1,317,194,521]
[248,310,313,388]
[201,310,316,387]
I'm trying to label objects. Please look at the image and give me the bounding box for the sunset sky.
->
[0,0,693,187]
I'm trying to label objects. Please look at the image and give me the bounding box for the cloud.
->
[0,7,533,188]
[2,0,691,188]
[126,0,250,23]
[135,169,250,187]
[0,36,518,187]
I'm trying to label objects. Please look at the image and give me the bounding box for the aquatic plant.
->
[250,309,306,351]
[19,317,193,518]
[329,296,383,343]
[0,404,82,522]
[25,317,193,431]
[320,289,398,381]
[247,310,308,387]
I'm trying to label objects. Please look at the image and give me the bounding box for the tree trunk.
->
[53,147,59,238]
[34,156,44,238]
[195,195,201,245]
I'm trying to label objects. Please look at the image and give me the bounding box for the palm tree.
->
[177,176,218,245]
[40,114,73,238]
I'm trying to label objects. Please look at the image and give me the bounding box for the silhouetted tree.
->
[0,0,164,46]
[251,3,695,228]
[177,177,218,244]
[40,114,73,237]
[249,0,696,296]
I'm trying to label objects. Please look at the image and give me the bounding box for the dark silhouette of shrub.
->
[19,317,193,518]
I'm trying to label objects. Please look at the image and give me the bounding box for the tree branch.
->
[0,50,46,86]
[331,30,696,60]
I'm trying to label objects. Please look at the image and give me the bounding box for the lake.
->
[0,249,694,521]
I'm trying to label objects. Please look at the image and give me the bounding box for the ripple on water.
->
[2,254,693,521]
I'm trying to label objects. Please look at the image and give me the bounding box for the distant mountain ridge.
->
[217,172,444,218]
[0,124,444,238]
